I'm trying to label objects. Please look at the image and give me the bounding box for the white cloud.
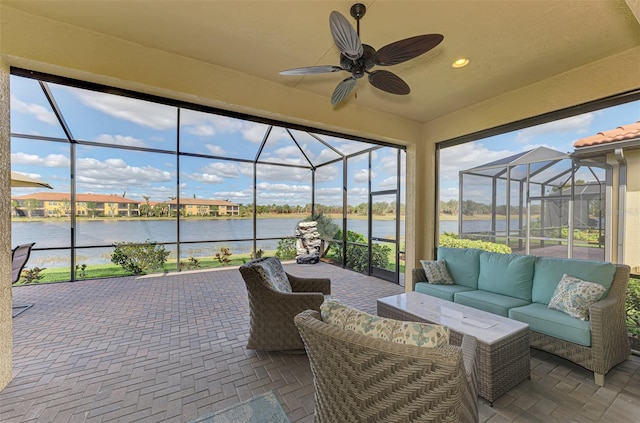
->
[243,123,269,144]
[188,173,224,184]
[317,147,341,163]
[211,189,253,203]
[188,125,216,137]
[440,187,459,202]
[256,182,311,193]
[243,163,312,182]
[199,162,240,178]
[10,94,58,125]
[315,164,340,182]
[253,181,312,205]
[181,110,269,144]
[377,176,398,190]
[439,143,514,183]
[69,88,176,130]
[354,169,373,183]
[75,157,172,191]
[515,113,595,144]
[94,134,147,148]
[205,144,226,155]
[274,145,305,160]
[11,152,70,168]
[378,154,397,174]
[315,186,343,205]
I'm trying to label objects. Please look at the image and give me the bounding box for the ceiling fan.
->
[279,3,444,106]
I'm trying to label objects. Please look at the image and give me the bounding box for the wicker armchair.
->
[239,257,331,351]
[295,309,479,423]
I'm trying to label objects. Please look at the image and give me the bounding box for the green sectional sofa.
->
[412,247,631,386]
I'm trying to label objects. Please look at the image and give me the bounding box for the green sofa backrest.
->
[531,257,616,305]
[478,251,536,301]
[437,247,482,289]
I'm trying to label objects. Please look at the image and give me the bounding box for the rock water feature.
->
[295,221,321,264]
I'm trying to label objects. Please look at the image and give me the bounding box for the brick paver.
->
[3,262,639,422]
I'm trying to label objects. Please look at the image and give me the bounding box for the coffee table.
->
[377,292,530,404]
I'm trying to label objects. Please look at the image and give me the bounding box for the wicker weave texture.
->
[412,263,631,386]
[295,310,479,423]
[528,264,631,384]
[239,258,330,351]
[377,301,530,403]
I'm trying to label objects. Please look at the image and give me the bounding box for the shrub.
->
[330,230,390,273]
[214,247,233,266]
[303,212,340,240]
[627,277,640,338]
[276,238,297,260]
[439,233,512,254]
[75,263,87,278]
[20,267,46,284]
[179,256,201,270]
[111,240,170,274]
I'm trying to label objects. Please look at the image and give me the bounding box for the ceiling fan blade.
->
[329,11,363,60]
[374,34,444,66]
[279,66,343,75]
[331,77,357,105]
[368,70,410,95]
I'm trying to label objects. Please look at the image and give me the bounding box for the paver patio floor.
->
[3,262,639,422]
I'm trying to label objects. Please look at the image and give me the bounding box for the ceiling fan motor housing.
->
[350,3,366,20]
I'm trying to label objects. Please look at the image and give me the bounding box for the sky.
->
[439,100,640,203]
[9,75,404,207]
[9,74,639,208]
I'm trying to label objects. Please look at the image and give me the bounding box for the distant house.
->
[167,198,240,217]
[572,121,640,274]
[11,192,140,217]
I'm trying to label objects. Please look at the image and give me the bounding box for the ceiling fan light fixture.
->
[452,58,470,68]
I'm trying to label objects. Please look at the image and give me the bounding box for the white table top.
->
[377,292,529,345]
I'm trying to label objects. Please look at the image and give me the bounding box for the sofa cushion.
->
[478,252,535,301]
[532,257,615,305]
[437,247,482,289]
[252,257,291,293]
[454,290,530,317]
[420,259,455,284]
[509,303,592,347]
[548,274,607,320]
[415,282,475,302]
[320,300,449,347]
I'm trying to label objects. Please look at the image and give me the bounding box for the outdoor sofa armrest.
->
[287,272,331,295]
[588,264,631,375]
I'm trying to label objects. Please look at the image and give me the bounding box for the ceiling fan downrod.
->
[350,3,366,36]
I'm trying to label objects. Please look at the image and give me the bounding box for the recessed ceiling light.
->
[452,58,470,68]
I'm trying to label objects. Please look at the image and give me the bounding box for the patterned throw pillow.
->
[548,274,607,320]
[420,259,455,285]
[320,300,449,347]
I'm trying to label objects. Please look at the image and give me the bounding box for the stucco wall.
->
[0,58,13,391]
[625,149,640,273]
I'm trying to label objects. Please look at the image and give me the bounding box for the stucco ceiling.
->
[3,0,640,125]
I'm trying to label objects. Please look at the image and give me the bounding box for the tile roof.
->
[573,121,640,148]
[11,192,140,203]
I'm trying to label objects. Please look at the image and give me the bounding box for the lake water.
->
[11,217,479,267]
